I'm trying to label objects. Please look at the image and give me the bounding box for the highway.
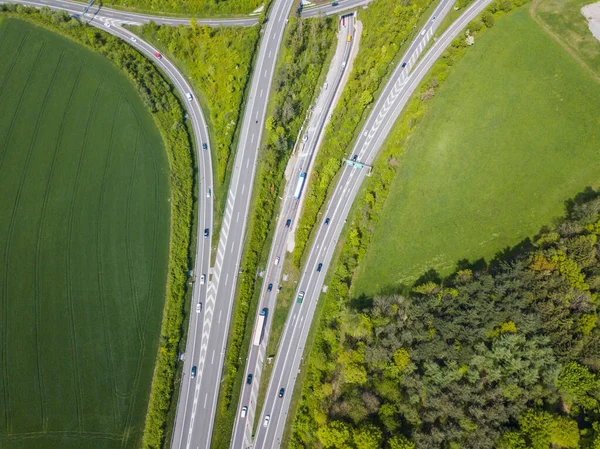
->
[2,0,374,26]
[229,13,356,449]
[250,0,495,447]
[168,0,299,446]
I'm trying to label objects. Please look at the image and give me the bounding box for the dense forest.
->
[292,190,600,448]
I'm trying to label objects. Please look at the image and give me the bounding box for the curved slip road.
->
[229,13,356,449]
[251,0,495,447]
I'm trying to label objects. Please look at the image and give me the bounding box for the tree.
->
[388,435,415,449]
[317,421,352,448]
[354,425,382,449]
[556,362,599,409]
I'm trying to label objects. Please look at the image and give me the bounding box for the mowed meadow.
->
[354,5,600,296]
[0,19,170,449]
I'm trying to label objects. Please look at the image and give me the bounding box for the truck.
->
[293,173,307,200]
[253,308,268,346]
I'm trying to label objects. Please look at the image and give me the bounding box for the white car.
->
[105,22,111,28]
[186,92,193,102]
[274,257,280,266]
[263,415,270,427]
[130,36,137,42]
[241,406,248,418]
[200,274,205,285]
[207,188,211,198]
[196,303,201,313]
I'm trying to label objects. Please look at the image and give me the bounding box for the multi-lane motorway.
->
[2,0,495,448]
[229,14,356,449]
[250,0,495,448]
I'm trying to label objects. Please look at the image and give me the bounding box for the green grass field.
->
[0,19,170,449]
[354,6,600,296]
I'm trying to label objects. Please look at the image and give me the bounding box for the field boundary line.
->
[530,0,600,84]
[97,96,124,429]
[0,39,46,433]
[65,71,107,432]
[33,56,85,433]
[0,429,124,441]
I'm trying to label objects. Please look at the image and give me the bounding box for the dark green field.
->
[0,19,170,449]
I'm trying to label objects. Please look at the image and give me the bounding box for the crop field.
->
[354,6,600,296]
[0,19,170,449]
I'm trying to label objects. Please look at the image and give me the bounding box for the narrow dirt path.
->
[529,0,600,84]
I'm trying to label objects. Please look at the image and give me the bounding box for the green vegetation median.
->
[85,0,262,17]
[135,22,259,194]
[0,6,195,449]
[210,15,337,449]
[291,1,600,447]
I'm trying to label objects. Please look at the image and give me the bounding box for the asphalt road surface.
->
[229,14,356,449]
[250,0,495,447]
[168,0,299,447]
[3,0,374,26]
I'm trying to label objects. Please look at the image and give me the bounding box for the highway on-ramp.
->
[229,14,355,449]
[250,0,495,447]
[169,0,297,447]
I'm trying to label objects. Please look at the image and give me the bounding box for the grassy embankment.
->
[135,23,259,225]
[289,0,600,447]
[80,0,263,17]
[0,16,170,449]
[210,15,337,449]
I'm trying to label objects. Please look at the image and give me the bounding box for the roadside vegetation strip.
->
[292,0,435,268]
[0,6,195,449]
[210,14,337,449]
[289,0,600,446]
[77,0,263,17]
[0,11,173,449]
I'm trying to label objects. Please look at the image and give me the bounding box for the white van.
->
[186,93,193,102]
[241,406,248,418]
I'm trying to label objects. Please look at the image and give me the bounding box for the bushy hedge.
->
[89,0,263,17]
[0,6,194,448]
[211,14,337,444]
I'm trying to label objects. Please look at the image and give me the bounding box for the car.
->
[325,217,330,225]
[204,228,209,238]
[285,219,291,227]
[154,51,162,59]
[263,415,270,427]
[191,366,197,378]
[247,374,253,385]
[202,143,208,151]
[241,406,248,418]
[207,188,211,198]
[347,35,352,42]
[274,256,280,266]
[332,1,338,5]
[432,15,436,21]
[302,134,308,142]
[401,62,407,68]
[130,36,137,42]
[297,291,305,304]
[196,303,201,313]
[342,61,347,68]
[420,28,426,36]
[279,388,285,398]
[186,93,193,102]
[324,82,329,90]
[352,154,358,162]
[317,263,323,272]
[200,274,205,285]
[268,283,273,292]
[105,22,111,28]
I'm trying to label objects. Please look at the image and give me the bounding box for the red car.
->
[154,51,162,59]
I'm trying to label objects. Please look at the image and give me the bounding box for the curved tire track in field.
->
[33,58,85,432]
[65,72,106,432]
[26,49,67,431]
[95,97,124,428]
[0,39,47,433]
